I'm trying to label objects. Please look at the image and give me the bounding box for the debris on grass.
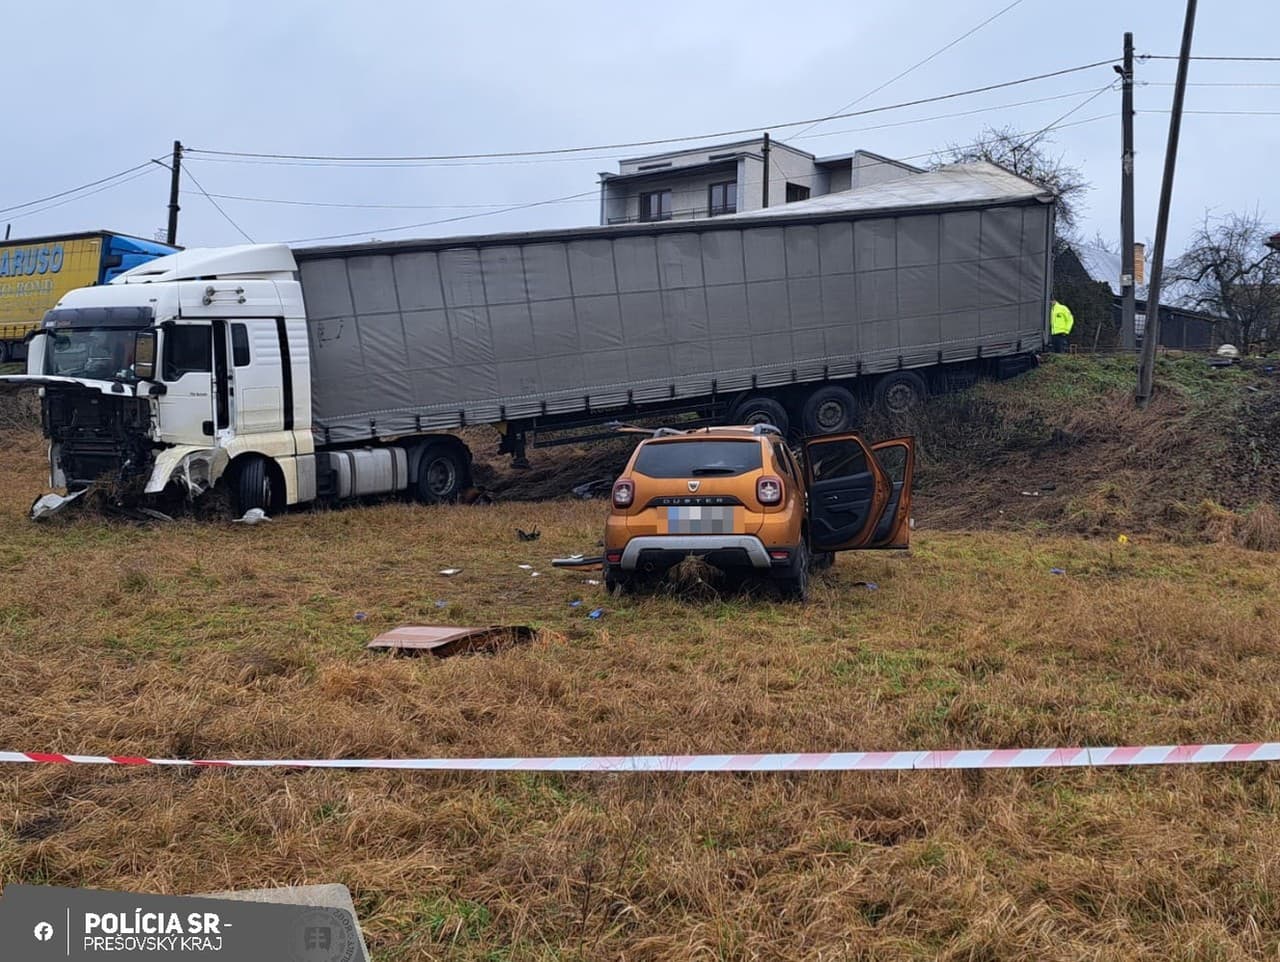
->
[587,607,605,620]
[354,612,368,622]
[1050,567,1066,575]
[233,508,271,525]
[552,554,604,568]
[439,568,463,576]
[516,526,540,542]
[367,624,536,657]
[851,581,879,591]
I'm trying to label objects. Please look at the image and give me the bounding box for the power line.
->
[287,190,599,245]
[5,167,163,224]
[1139,108,1280,116]
[180,166,255,243]
[793,86,1106,142]
[1010,82,1117,151]
[186,57,1117,166]
[1142,54,1280,62]
[792,0,1028,139]
[183,190,597,211]
[188,85,1115,214]
[0,161,155,216]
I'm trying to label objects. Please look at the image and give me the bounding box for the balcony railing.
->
[608,205,737,226]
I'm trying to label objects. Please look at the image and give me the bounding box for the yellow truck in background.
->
[0,231,177,363]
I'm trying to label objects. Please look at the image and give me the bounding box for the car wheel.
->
[873,371,928,416]
[730,395,789,436]
[415,442,469,503]
[604,563,633,596]
[801,385,859,435]
[774,542,810,602]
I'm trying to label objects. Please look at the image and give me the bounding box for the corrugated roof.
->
[1070,243,1204,312]
[732,161,1051,220]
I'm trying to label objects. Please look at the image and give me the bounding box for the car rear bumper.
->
[619,535,774,571]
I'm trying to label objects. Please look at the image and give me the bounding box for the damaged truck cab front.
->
[3,244,314,516]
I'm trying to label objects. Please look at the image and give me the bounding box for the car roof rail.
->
[751,423,782,436]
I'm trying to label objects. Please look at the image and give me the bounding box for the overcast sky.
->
[2,0,1276,255]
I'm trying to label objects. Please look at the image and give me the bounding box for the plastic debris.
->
[233,507,271,525]
[852,581,879,591]
[1050,567,1066,575]
[439,568,462,576]
[588,607,605,619]
[585,579,601,586]
[569,600,583,608]
[1117,534,1130,544]
[517,564,533,570]
[552,554,605,569]
[517,526,540,542]
[434,600,448,608]
[354,612,368,622]
[29,488,89,520]
[1020,490,1041,497]
[530,571,541,578]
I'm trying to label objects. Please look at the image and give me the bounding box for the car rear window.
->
[634,440,763,478]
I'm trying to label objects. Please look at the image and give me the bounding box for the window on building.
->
[708,181,737,216]
[786,182,811,203]
[639,190,672,222]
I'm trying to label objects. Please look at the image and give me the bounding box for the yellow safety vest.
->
[1050,303,1075,335]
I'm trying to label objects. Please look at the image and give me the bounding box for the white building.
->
[598,137,921,226]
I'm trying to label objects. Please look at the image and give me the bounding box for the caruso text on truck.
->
[0,162,1053,519]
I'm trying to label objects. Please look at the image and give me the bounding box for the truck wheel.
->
[873,371,928,416]
[801,385,858,435]
[236,457,273,515]
[730,396,789,436]
[416,442,468,504]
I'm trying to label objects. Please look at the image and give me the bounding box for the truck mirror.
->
[134,330,157,380]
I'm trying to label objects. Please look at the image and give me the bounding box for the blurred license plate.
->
[666,506,737,534]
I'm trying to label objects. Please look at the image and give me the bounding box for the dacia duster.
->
[603,424,914,600]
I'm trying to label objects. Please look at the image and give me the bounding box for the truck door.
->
[865,438,915,549]
[227,319,285,435]
[157,323,215,445]
[802,433,891,552]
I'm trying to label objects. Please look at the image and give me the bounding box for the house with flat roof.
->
[597,137,920,226]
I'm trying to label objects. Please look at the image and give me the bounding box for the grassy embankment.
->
[1,356,1280,959]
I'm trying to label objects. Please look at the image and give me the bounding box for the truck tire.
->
[415,442,468,504]
[730,396,789,436]
[801,385,859,435]
[236,457,273,515]
[873,371,928,416]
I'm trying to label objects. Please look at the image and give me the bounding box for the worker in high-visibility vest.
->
[1050,299,1074,353]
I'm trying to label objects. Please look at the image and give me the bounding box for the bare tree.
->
[1172,211,1280,352]
[933,125,1089,245]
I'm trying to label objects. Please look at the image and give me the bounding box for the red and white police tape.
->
[3,743,1280,772]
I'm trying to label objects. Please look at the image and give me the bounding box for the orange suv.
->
[603,424,914,600]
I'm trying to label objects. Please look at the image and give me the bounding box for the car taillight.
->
[612,479,635,508]
[757,475,783,505]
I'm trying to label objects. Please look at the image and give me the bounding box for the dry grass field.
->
[3,358,1280,960]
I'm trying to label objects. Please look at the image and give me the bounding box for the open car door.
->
[802,433,891,552]
[865,437,915,549]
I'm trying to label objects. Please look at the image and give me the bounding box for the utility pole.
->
[166,140,183,247]
[1136,0,1196,405]
[1119,33,1137,351]
[761,132,771,209]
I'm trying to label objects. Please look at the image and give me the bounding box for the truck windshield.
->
[44,329,141,382]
